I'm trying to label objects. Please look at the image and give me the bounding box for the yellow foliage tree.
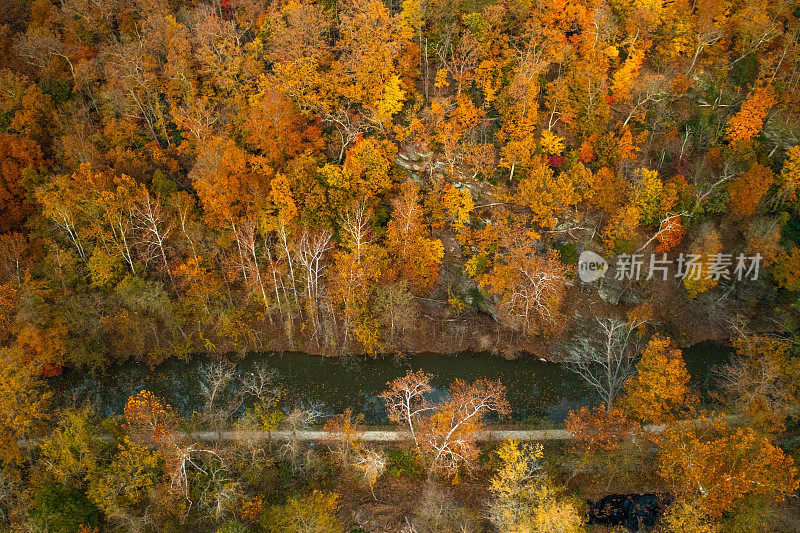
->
[490,439,544,500]
[720,335,800,430]
[0,346,49,465]
[658,499,722,533]
[261,491,344,533]
[516,157,582,228]
[333,0,412,124]
[442,184,474,229]
[602,204,642,252]
[540,130,565,155]
[776,145,800,206]
[611,47,644,102]
[631,168,677,226]
[87,436,162,517]
[489,440,585,532]
[41,409,100,483]
[773,247,800,291]
[342,138,396,203]
[683,226,722,298]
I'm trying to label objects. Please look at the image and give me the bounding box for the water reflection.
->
[49,343,731,424]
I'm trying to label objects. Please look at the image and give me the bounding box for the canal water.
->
[49,342,732,424]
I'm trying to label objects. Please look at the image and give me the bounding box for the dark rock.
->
[587,493,672,532]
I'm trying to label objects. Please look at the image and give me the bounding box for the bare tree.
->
[561,316,644,410]
[296,229,333,340]
[354,448,386,494]
[296,230,333,304]
[374,282,416,346]
[263,234,291,326]
[0,468,19,523]
[174,192,201,263]
[281,401,324,471]
[686,20,725,75]
[233,217,271,313]
[240,362,282,404]
[132,189,174,283]
[716,335,800,426]
[411,481,476,532]
[101,38,169,145]
[323,408,364,470]
[0,233,29,286]
[174,97,219,142]
[440,27,479,99]
[621,73,669,128]
[166,444,238,520]
[37,181,86,260]
[503,257,569,335]
[341,202,372,262]
[277,220,301,315]
[321,107,373,163]
[199,361,240,426]
[14,28,77,83]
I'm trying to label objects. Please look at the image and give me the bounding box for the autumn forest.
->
[1,0,800,530]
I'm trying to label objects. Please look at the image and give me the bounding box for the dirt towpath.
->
[184,419,735,442]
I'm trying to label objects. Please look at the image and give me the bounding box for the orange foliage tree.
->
[620,336,696,425]
[469,213,570,336]
[417,378,510,477]
[0,134,43,233]
[515,156,586,229]
[379,369,434,446]
[657,418,798,519]
[124,390,178,446]
[727,162,774,218]
[725,85,776,144]
[566,405,638,455]
[655,215,685,252]
[190,136,270,229]
[381,371,510,477]
[384,182,444,294]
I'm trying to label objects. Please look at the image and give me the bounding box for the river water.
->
[49,342,732,424]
